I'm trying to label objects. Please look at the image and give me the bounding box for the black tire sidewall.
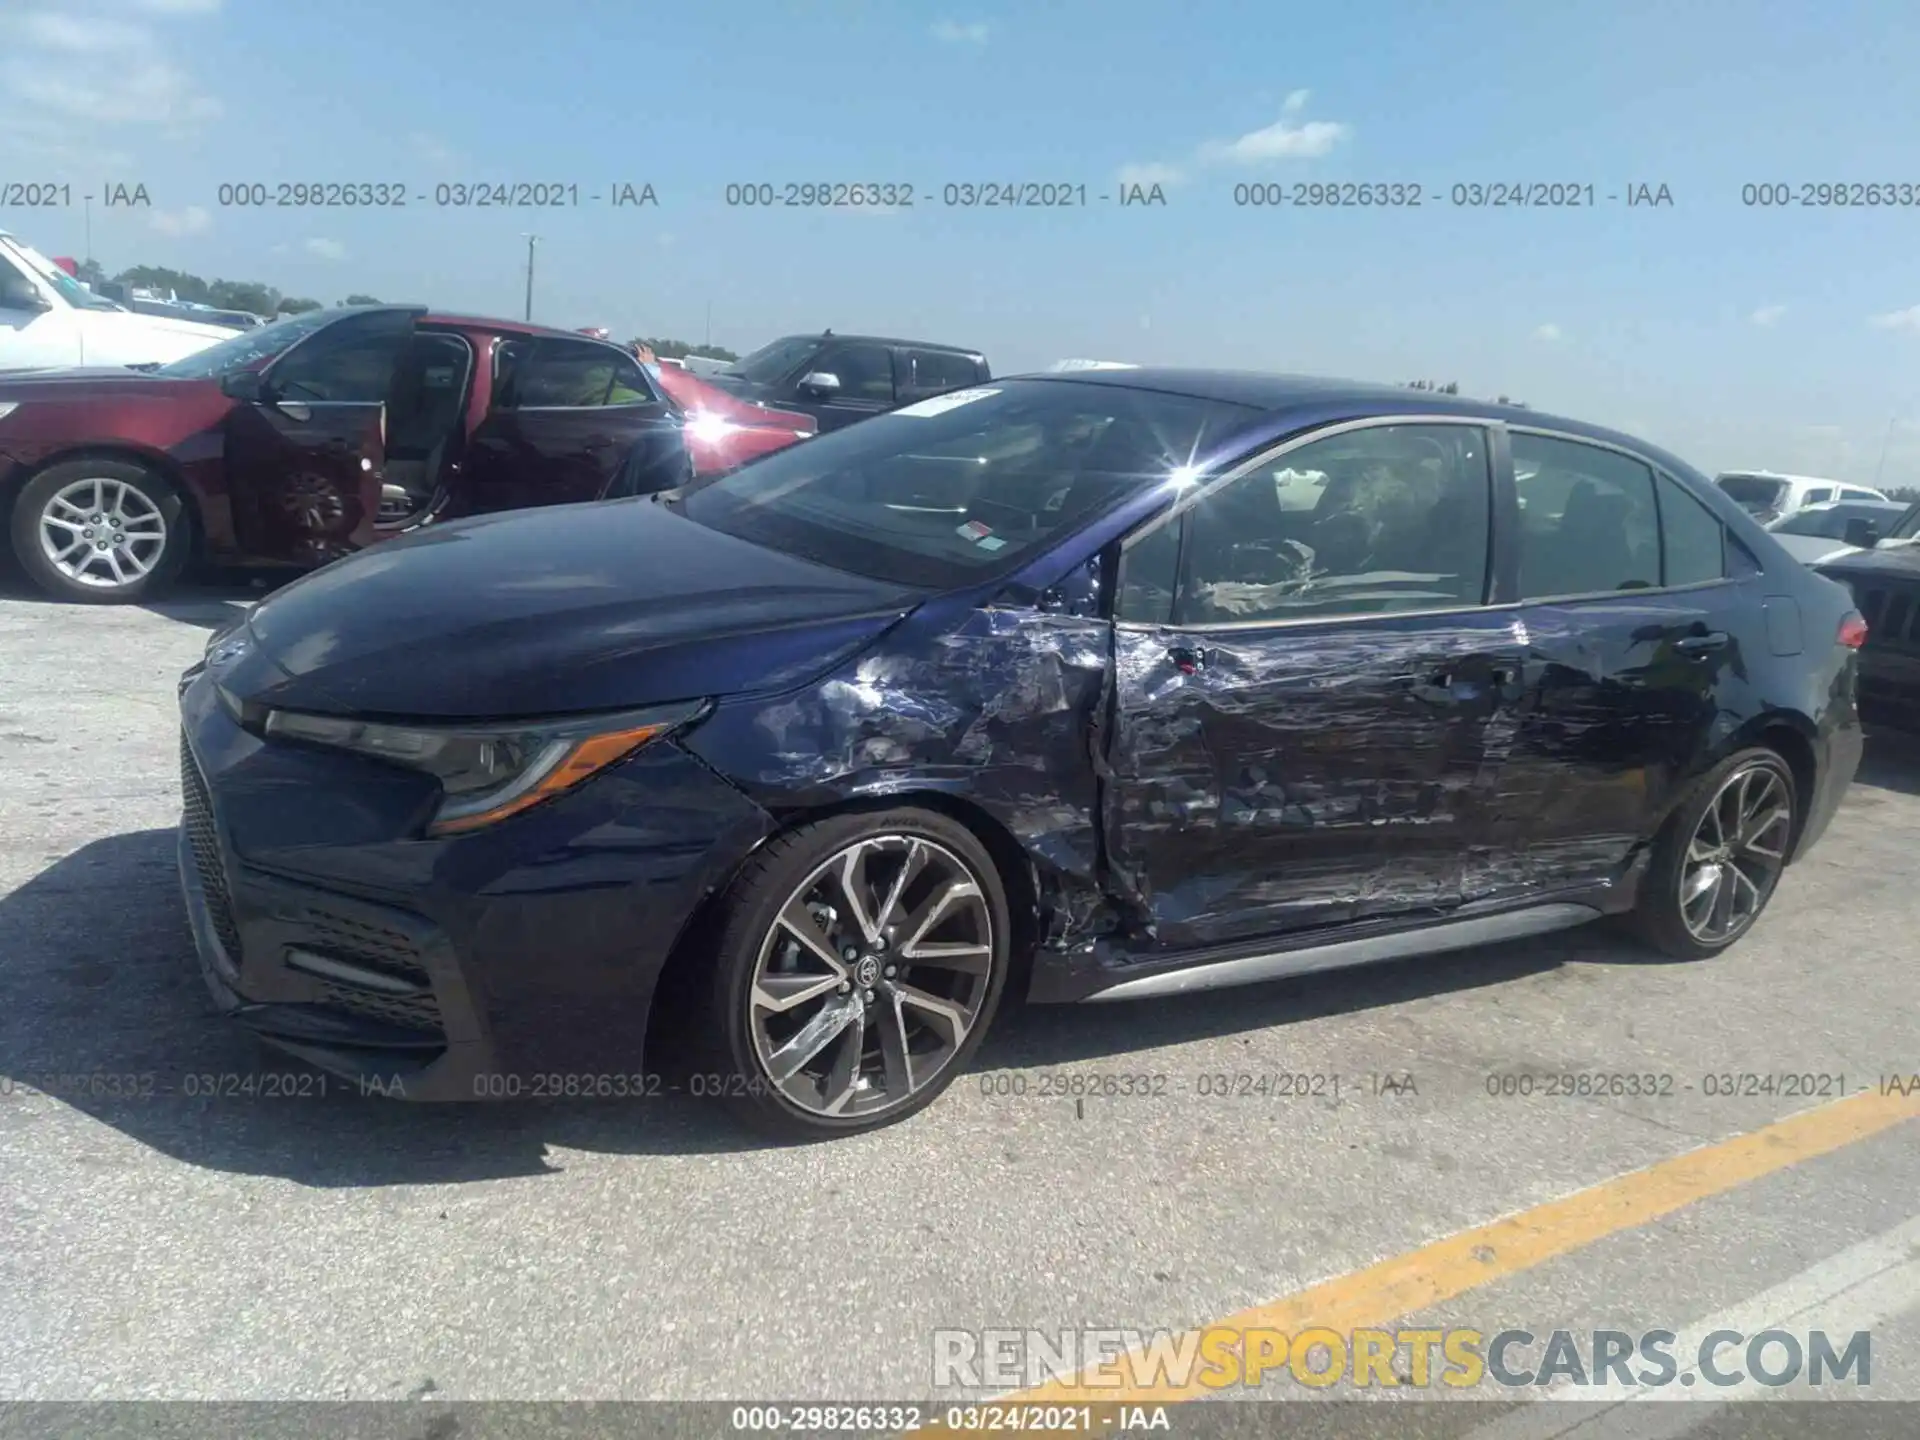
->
[10,458,190,603]
[704,808,1012,1139]
[1635,746,1798,960]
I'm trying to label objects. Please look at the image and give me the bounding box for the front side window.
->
[904,349,982,397]
[1514,433,1660,598]
[1164,423,1492,626]
[681,378,1258,589]
[270,323,411,403]
[813,343,894,402]
[495,339,656,409]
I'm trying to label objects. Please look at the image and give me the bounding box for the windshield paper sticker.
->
[894,387,1001,418]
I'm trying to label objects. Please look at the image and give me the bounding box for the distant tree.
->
[277,297,323,314]
[1403,379,1460,394]
[1886,484,1920,504]
[343,293,381,306]
[76,257,108,287]
[631,336,738,362]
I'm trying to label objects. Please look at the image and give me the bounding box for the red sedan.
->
[645,359,816,476]
[0,305,809,603]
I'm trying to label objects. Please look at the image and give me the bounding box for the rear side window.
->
[812,343,894,402]
[1801,486,1834,506]
[1717,474,1786,513]
[1655,475,1727,586]
[903,349,984,399]
[1513,434,1660,598]
[495,339,656,409]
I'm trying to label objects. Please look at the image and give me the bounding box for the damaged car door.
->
[1105,420,1525,952]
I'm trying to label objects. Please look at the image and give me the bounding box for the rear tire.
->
[1629,747,1797,960]
[694,808,1012,1141]
[10,458,190,603]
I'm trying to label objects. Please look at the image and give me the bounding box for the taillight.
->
[1838,612,1869,648]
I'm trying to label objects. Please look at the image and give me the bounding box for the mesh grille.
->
[179,730,243,962]
[315,982,444,1034]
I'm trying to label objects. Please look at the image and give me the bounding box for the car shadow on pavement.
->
[0,563,286,630]
[1,826,1645,1187]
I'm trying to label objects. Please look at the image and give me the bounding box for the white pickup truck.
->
[0,231,231,371]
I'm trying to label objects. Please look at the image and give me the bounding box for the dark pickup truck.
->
[701,330,989,431]
[1815,500,1920,731]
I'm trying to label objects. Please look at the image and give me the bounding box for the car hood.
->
[0,367,212,398]
[226,498,924,719]
[87,309,234,343]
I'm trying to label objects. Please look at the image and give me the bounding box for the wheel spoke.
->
[1683,862,1720,907]
[889,981,969,1048]
[753,970,844,1014]
[834,842,881,944]
[873,839,927,935]
[819,1004,868,1115]
[1707,865,1737,936]
[876,992,915,1097]
[765,996,860,1081]
[774,898,849,975]
[898,878,982,954]
[898,941,993,974]
[103,547,127,583]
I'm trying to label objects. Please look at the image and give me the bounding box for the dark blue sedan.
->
[176,370,1865,1137]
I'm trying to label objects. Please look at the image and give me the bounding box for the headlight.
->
[0,403,18,421]
[261,698,709,835]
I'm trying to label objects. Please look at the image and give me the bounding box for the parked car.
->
[643,359,816,475]
[1813,499,1920,730]
[90,281,262,332]
[0,304,696,602]
[703,330,989,431]
[1714,469,1888,525]
[1764,498,1910,564]
[0,231,232,370]
[176,370,1863,1138]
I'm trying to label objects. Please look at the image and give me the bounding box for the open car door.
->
[224,307,422,566]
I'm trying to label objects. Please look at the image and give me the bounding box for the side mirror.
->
[1843,518,1882,549]
[220,369,270,403]
[797,371,841,398]
[0,282,51,312]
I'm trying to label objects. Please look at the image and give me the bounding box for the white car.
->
[1765,498,1913,564]
[0,231,232,371]
[1713,469,1888,525]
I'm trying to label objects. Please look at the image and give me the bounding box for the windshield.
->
[154,307,339,378]
[1716,474,1788,511]
[2,239,123,312]
[1889,502,1920,542]
[723,335,823,385]
[680,378,1260,588]
[1771,507,1852,537]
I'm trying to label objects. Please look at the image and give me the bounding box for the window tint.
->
[0,258,43,310]
[1716,475,1785,513]
[1514,433,1659,598]
[814,344,894,402]
[1656,475,1726,586]
[1171,424,1491,626]
[496,339,655,409]
[269,323,408,403]
[904,349,981,397]
[1801,486,1834,506]
[1117,511,1181,624]
[725,335,821,386]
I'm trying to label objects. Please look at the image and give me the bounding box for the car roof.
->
[1009,366,1690,465]
[420,311,595,341]
[1716,470,1853,486]
[786,332,984,355]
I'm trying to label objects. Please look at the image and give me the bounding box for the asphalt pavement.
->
[1,571,1915,1432]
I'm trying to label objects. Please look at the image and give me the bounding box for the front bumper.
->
[177,670,773,1099]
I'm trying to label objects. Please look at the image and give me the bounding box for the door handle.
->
[1674,631,1729,656]
[1167,645,1210,675]
[276,401,312,423]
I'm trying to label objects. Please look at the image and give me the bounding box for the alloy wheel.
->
[1678,762,1792,944]
[747,834,995,1120]
[37,477,168,590]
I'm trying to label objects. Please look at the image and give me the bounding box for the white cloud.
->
[932,18,989,43]
[1117,161,1186,189]
[1868,304,1920,332]
[305,238,347,261]
[409,131,458,167]
[1750,304,1787,327]
[1282,88,1311,113]
[149,205,211,236]
[0,1,221,163]
[1533,323,1563,342]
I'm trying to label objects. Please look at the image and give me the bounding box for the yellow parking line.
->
[974,1087,1920,1409]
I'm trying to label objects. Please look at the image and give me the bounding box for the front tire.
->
[1630,747,1798,960]
[10,458,190,603]
[697,809,1012,1140]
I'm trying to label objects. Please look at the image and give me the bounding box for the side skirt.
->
[1078,902,1600,1003]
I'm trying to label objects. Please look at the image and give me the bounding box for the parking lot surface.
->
[1,575,1916,1413]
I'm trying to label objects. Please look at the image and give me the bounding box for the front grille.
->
[179,730,243,962]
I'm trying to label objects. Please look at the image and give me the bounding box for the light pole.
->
[83,196,93,268]
[522,234,539,321]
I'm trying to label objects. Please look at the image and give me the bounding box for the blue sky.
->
[6,0,1920,483]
